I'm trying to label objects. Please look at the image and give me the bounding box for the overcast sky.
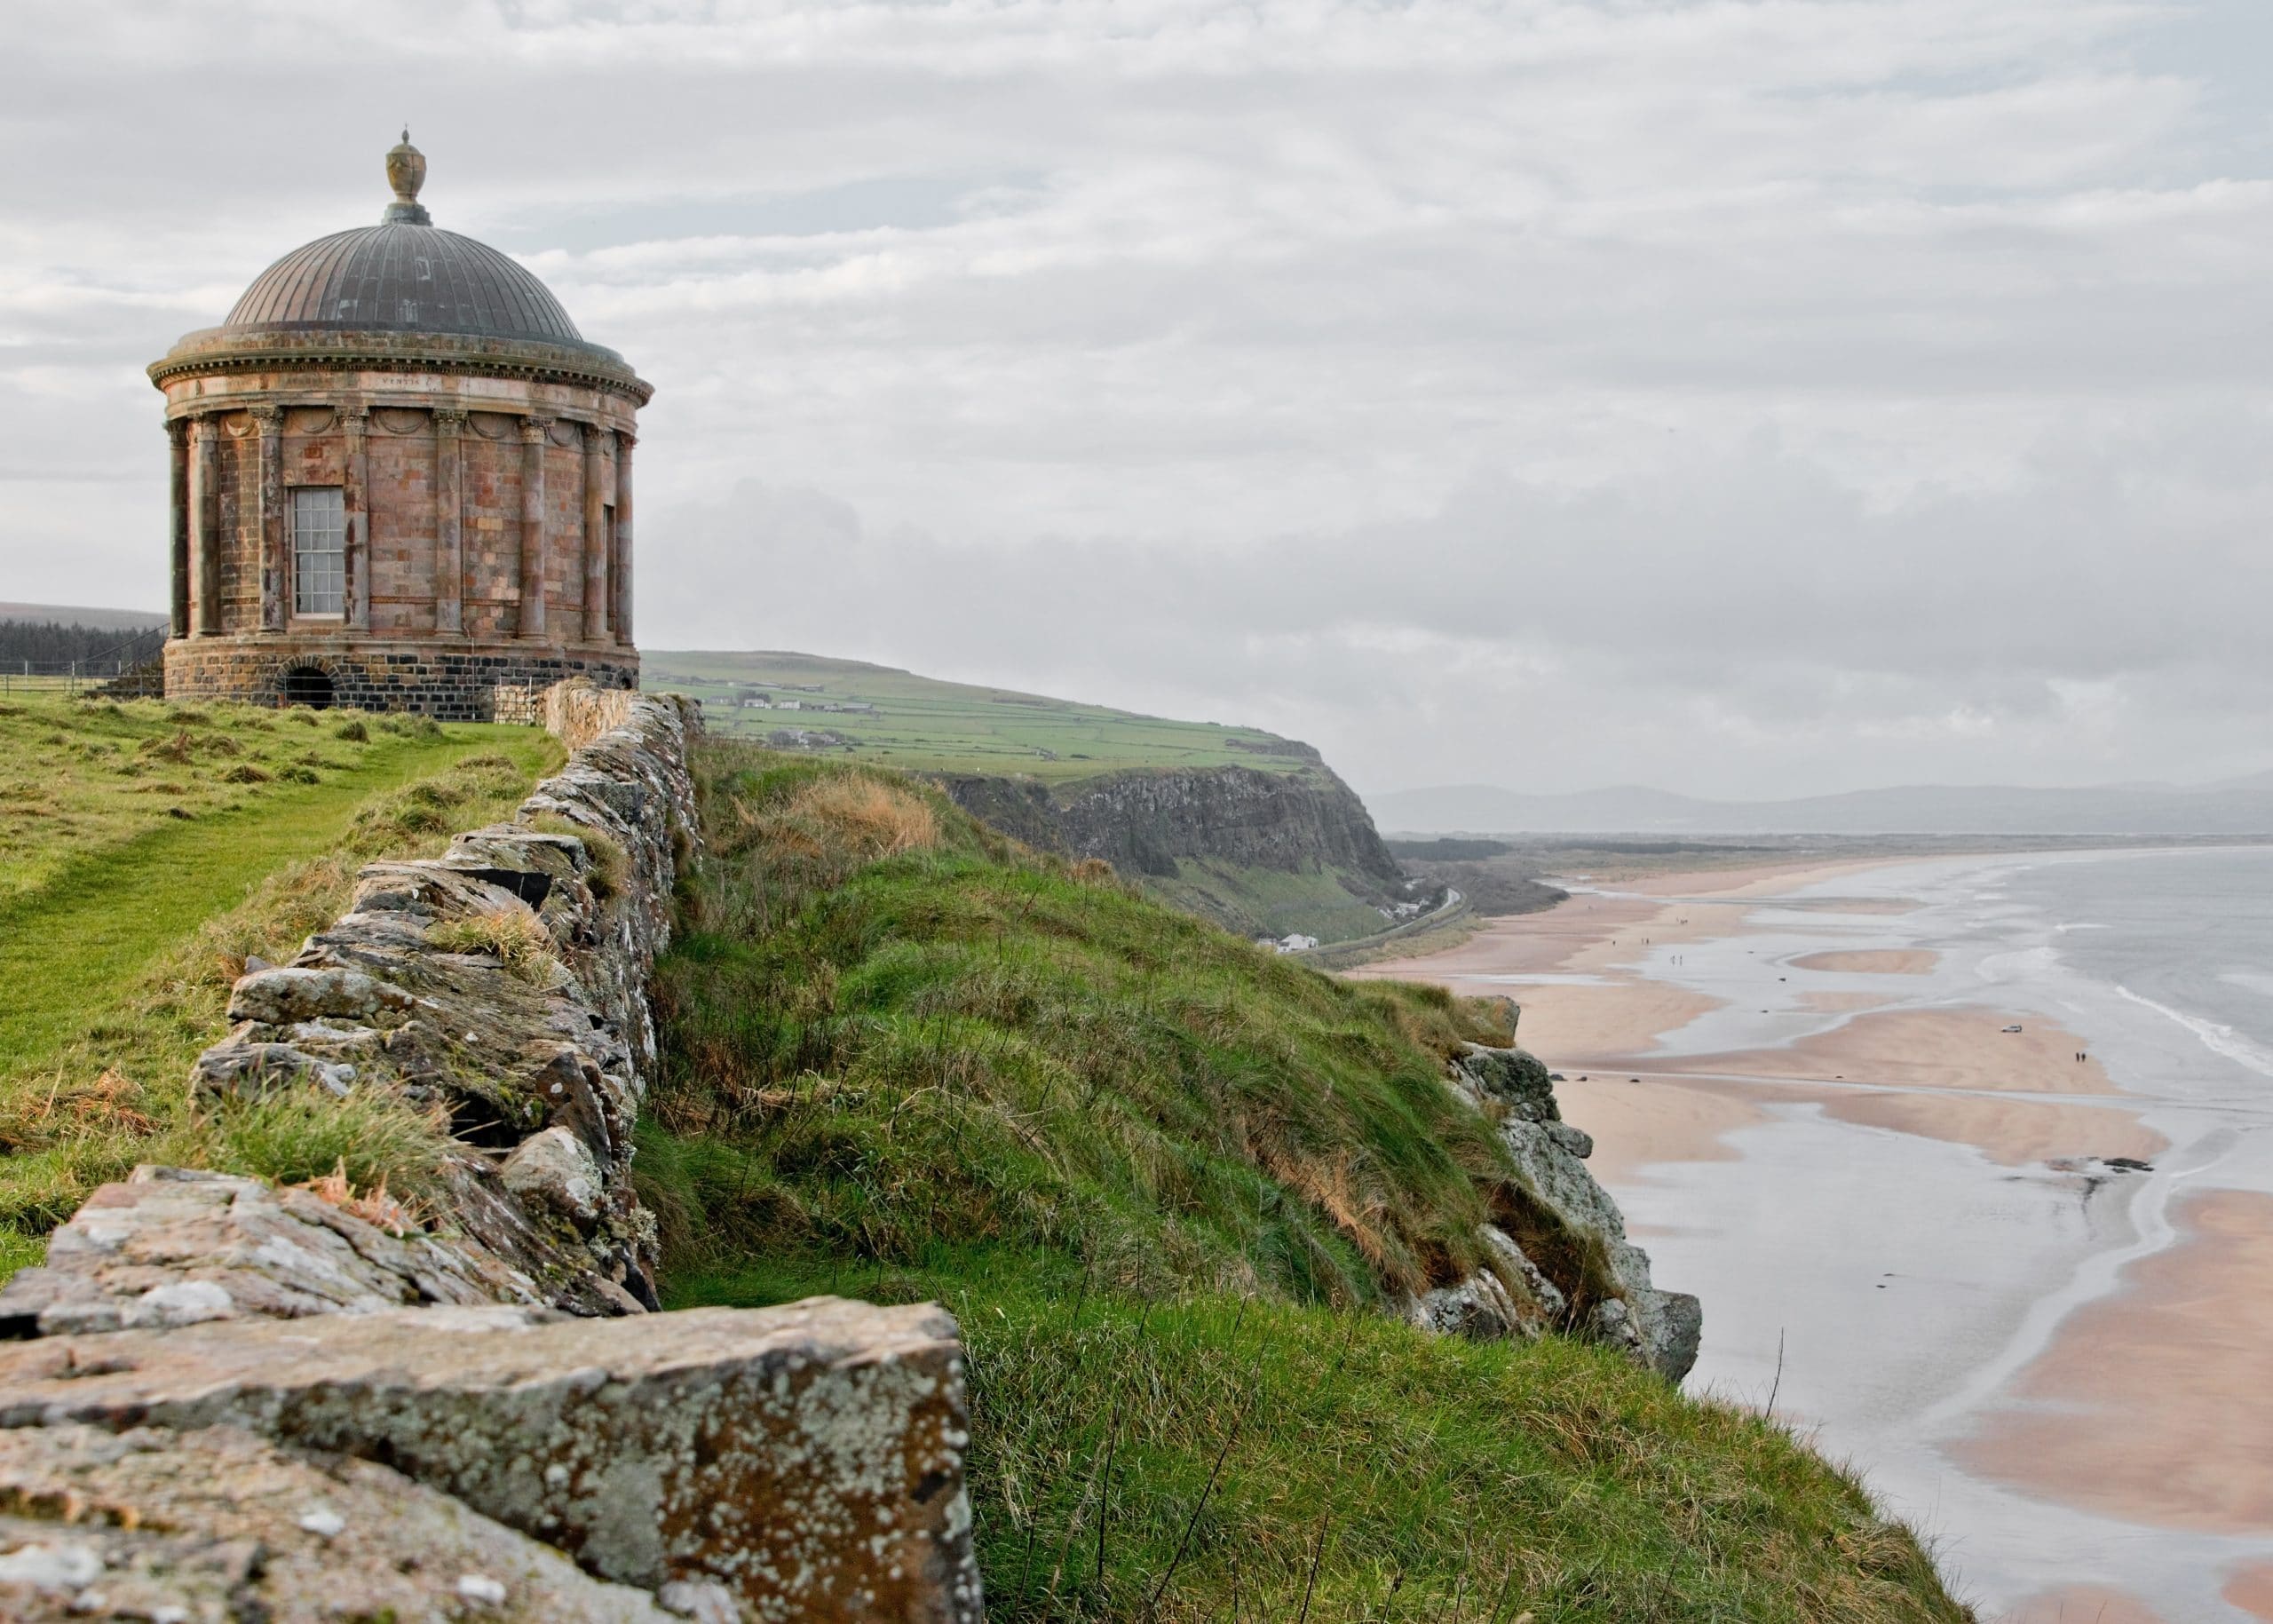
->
[6,0,2271,798]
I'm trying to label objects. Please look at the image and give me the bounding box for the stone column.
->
[190,417,221,636]
[612,432,634,646]
[433,408,465,635]
[342,405,371,632]
[252,405,283,631]
[166,420,189,638]
[519,415,551,640]
[581,424,609,643]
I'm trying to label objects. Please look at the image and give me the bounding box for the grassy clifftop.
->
[646,649,1311,782]
[647,650,1435,948]
[641,740,1971,1621]
[0,694,561,1269]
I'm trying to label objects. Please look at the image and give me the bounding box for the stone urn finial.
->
[383,131,431,226]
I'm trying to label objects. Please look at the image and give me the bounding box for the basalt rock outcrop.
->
[939,757,1420,935]
[0,684,982,1624]
[1443,1042,1703,1382]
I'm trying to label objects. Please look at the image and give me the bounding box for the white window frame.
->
[290,486,346,618]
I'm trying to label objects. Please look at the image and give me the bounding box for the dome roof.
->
[219,133,582,345]
[224,224,582,343]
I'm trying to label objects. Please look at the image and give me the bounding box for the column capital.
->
[433,407,468,432]
[247,403,283,430]
[341,401,371,429]
[614,429,637,451]
[521,413,556,442]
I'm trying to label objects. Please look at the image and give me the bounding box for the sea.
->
[1586,845,2273,1620]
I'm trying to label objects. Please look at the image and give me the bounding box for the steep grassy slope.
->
[648,650,1433,947]
[641,740,1972,1622]
[0,696,562,1270]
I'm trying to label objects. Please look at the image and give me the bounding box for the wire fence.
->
[0,624,168,698]
[0,665,164,700]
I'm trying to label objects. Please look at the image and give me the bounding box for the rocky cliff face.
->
[1444,1044,1701,1381]
[939,757,1414,930]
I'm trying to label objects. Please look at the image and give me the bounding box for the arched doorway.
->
[280,665,336,709]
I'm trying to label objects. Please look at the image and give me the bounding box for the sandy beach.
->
[1960,1188,2273,1532]
[1353,848,2273,1617]
[1357,863,2155,1172]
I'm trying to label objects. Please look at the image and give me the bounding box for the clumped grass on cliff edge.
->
[645,741,1518,1303]
[643,741,1975,1623]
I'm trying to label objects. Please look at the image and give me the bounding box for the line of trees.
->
[0,620,165,669]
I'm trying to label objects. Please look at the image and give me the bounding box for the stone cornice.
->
[151,325,653,407]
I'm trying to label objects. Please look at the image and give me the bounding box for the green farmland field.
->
[643,651,1312,784]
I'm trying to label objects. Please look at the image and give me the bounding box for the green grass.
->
[642,740,1974,1620]
[646,651,1412,949]
[645,649,1316,783]
[677,1256,1966,1623]
[644,742,1524,1305]
[1146,858,1424,946]
[0,695,562,1251]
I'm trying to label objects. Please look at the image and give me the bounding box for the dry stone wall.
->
[0,683,983,1623]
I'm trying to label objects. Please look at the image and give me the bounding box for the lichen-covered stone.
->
[162,687,699,1317]
[1406,1224,1567,1342]
[1498,1115,1702,1382]
[1434,1042,1701,1380]
[503,1125,604,1224]
[0,1167,529,1338]
[1455,1042,1561,1123]
[1399,1219,1564,1337]
[0,1300,982,1623]
[226,964,416,1026]
[0,1422,677,1622]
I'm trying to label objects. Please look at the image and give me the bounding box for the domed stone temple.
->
[153,136,649,713]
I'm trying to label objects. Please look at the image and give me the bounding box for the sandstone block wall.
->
[163,634,638,717]
[0,683,982,1623]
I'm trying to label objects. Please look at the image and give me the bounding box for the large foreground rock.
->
[0,1422,677,1622]
[0,1299,982,1623]
[1459,1043,1703,1382]
[0,1167,533,1339]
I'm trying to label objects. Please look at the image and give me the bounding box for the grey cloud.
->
[4,0,2271,798]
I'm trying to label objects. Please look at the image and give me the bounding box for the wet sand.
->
[1502,979,1724,1061]
[1790,947,1939,974]
[1960,1189,2273,1533]
[1362,859,2148,1171]
[1556,1073,1765,1187]
[1345,851,2244,1614]
[2228,1566,2273,1620]
[1697,1007,2121,1096]
[1805,1088,2166,1168]
[2004,1589,2171,1624]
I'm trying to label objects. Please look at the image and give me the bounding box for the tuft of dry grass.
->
[428,905,564,985]
[298,1156,422,1234]
[527,812,631,900]
[777,774,939,860]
